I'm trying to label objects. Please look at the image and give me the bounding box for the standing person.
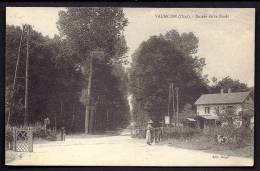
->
[61,126,66,141]
[130,121,136,137]
[146,120,153,145]
[44,117,50,134]
[154,127,163,143]
[154,121,163,143]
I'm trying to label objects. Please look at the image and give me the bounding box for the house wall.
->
[196,104,243,116]
[195,95,254,129]
[196,94,254,116]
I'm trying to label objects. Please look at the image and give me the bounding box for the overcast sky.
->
[6,7,255,87]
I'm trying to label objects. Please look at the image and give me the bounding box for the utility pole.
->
[175,87,179,127]
[106,110,109,131]
[24,25,30,126]
[85,49,104,134]
[167,83,171,122]
[171,83,175,126]
[60,98,63,126]
[85,54,93,134]
[55,112,57,133]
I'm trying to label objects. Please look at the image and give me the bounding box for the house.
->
[194,89,253,129]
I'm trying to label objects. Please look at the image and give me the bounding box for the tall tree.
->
[57,7,128,64]
[57,7,130,132]
[129,30,208,126]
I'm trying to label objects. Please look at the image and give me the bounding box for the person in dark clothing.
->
[61,126,66,141]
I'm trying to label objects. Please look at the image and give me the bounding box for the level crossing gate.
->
[13,127,33,152]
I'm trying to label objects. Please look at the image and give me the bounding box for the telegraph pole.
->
[175,87,179,127]
[85,54,93,134]
[106,110,109,130]
[171,83,175,126]
[24,25,30,126]
[85,49,104,134]
[167,83,171,120]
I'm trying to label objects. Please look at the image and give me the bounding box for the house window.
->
[227,105,234,111]
[205,107,210,114]
[226,105,234,114]
[227,105,233,109]
[215,106,220,114]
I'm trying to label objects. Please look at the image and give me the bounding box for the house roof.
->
[194,91,251,105]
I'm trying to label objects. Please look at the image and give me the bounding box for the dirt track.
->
[6,131,253,166]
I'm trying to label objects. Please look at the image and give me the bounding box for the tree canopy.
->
[57,7,128,65]
[6,25,86,130]
[129,30,209,125]
[210,76,250,93]
[6,9,130,132]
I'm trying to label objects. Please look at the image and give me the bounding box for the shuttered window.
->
[205,107,210,114]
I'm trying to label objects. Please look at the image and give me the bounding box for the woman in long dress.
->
[146,121,153,145]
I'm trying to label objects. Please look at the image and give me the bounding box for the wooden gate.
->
[14,127,33,152]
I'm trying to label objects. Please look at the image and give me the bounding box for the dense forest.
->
[5,8,130,133]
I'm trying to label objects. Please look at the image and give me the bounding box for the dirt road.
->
[6,131,253,166]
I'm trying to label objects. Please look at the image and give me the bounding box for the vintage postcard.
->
[5,7,254,166]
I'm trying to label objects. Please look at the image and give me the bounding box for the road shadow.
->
[66,131,121,139]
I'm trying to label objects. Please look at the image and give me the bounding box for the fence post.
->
[29,127,33,152]
[13,128,16,151]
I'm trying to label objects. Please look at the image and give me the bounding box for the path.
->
[6,131,253,166]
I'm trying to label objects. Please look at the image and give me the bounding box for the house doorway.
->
[197,117,204,129]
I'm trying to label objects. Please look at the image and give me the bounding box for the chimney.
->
[228,88,232,93]
[220,89,224,94]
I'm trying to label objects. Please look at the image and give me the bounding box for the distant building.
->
[194,89,253,129]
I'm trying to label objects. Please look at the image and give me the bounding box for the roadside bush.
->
[234,126,253,146]
[214,125,253,147]
[5,129,13,142]
[32,124,47,139]
[162,127,200,140]
[5,128,14,150]
[132,127,146,138]
[33,129,47,139]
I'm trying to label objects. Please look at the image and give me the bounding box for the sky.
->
[6,7,255,87]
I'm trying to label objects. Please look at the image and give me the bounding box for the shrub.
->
[5,128,14,150]
[214,125,253,147]
[33,129,47,139]
[234,126,253,146]
[5,129,13,142]
[32,123,47,139]
[162,127,199,140]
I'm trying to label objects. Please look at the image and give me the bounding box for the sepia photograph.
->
[5,7,254,166]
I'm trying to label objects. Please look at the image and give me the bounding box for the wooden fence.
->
[131,126,200,140]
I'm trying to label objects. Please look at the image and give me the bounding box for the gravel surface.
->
[6,131,253,166]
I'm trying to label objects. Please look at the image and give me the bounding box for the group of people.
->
[146,120,162,145]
